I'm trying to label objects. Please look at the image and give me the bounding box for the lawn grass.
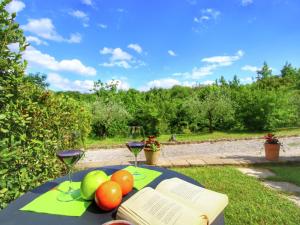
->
[172,166,300,225]
[86,127,300,148]
[260,165,300,187]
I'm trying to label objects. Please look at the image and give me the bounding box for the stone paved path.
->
[78,136,300,168]
[237,167,300,207]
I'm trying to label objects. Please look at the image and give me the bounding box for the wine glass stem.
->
[68,166,73,191]
[134,155,138,168]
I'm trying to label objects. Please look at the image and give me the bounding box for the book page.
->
[156,178,228,224]
[117,187,207,225]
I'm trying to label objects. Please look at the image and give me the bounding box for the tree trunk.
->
[208,111,213,133]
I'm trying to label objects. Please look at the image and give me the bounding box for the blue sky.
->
[7,0,300,92]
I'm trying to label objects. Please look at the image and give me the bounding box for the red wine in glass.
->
[126,142,145,167]
[126,142,145,180]
[56,150,84,201]
[57,150,84,167]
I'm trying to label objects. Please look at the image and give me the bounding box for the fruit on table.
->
[111,170,134,196]
[80,170,108,200]
[95,181,122,211]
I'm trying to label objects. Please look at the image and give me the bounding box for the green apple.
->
[80,170,108,200]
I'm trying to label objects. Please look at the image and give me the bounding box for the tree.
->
[219,76,227,86]
[257,62,272,80]
[91,100,130,137]
[229,75,240,88]
[281,62,298,85]
[188,89,235,132]
[0,0,28,149]
[24,72,49,88]
[0,1,91,208]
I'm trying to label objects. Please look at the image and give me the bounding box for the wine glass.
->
[56,149,84,202]
[126,126,146,180]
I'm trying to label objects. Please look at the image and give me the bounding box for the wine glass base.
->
[57,188,81,202]
[132,170,146,181]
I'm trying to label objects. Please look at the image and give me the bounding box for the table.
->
[0,165,225,225]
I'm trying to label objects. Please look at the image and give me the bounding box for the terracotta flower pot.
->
[144,148,160,165]
[264,143,280,161]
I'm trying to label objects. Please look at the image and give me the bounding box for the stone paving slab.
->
[186,158,207,166]
[238,167,300,207]
[170,159,190,167]
[237,168,276,178]
[289,195,300,207]
[263,181,300,193]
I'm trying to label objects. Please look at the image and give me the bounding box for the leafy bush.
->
[91,100,130,137]
[0,1,91,209]
[186,88,235,132]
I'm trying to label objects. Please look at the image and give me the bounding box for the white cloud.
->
[240,76,253,84]
[140,78,180,91]
[47,73,94,92]
[241,65,259,73]
[81,0,93,6]
[70,10,88,19]
[100,47,144,69]
[100,47,132,61]
[186,0,197,5]
[47,74,130,93]
[241,0,254,7]
[101,61,131,69]
[24,46,97,76]
[6,0,25,14]
[22,18,62,41]
[69,10,89,27]
[26,36,48,46]
[173,50,244,79]
[22,18,81,43]
[107,79,130,90]
[98,24,108,29]
[194,8,220,23]
[168,50,177,57]
[117,8,125,13]
[202,50,244,66]
[67,33,82,43]
[201,80,215,85]
[128,44,143,54]
[140,78,197,91]
[8,43,19,52]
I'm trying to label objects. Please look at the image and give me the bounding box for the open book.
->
[117,177,228,225]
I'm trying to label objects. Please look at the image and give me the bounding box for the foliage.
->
[188,88,235,132]
[264,133,280,144]
[0,1,91,209]
[86,128,300,148]
[65,62,300,139]
[24,72,49,88]
[90,99,130,137]
[63,67,300,138]
[144,136,161,152]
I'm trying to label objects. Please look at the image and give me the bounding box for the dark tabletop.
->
[0,165,224,225]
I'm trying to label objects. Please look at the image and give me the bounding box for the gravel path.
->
[78,136,300,168]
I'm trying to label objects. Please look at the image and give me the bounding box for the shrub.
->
[0,1,91,208]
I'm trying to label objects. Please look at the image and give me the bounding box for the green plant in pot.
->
[264,133,284,161]
[144,136,161,165]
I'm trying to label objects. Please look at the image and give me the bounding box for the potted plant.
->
[144,136,161,165]
[264,133,283,161]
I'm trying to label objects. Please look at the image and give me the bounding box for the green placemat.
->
[20,181,92,216]
[123,166,162,190]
